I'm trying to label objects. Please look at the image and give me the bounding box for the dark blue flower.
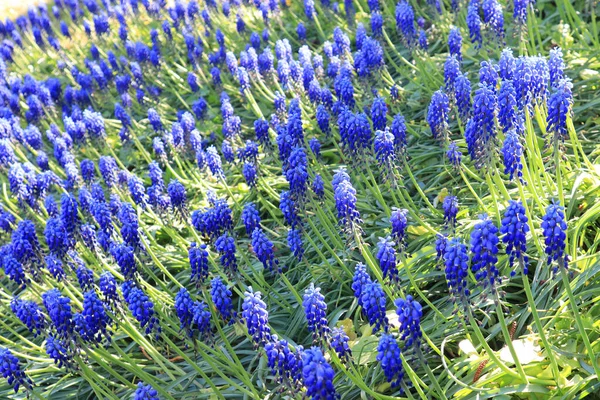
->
[546,78,573,149]
[467,0,482,48]
[548,48,564,89]
[502,130,524,182]
[134,382,160,400]
[122,281,160,336]
[316,105,331,137]
[427,90,449,141]
[354,37,384,78]
[252,228,279,272]
[501,200,529,275]
[242,288,271,347]
[448,27,462,61]
[541,201,568,271]
[98,271,120,309]
[111,243,137,279]
[45,335,72,369]
[285,147,308,199]
[447,142,462,168]
[330,327,351,360]
[443,195,459,229]
[280,190,300,227]
[302,347,337,399]
[215,233,238,275]
[377,236,398,282]
[377,334,404,387]
[482,0,505,44]
[444,238,470,306]
[470,215,500,296]
[333,171,361,234]
[287,228,304,261]
[371,96,387,131]
[303,283,329,341]
[395,1,416,46]
[470,84,497,169]
[0,347,32,393]
[395,295,423,349]
[42,288,73,339]
[361,281,388,332]
[211,276,234,322]
[312,174,325,200]
[497,80,517,133]
[444,55,461,99]
[390,113,407,157]
[11,297,46,337]
[168,180,188,217]
[374,129,396,180]
[78,290,111,343]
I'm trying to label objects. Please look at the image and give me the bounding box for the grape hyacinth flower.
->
[546,78,573,152]
[467,0,483,48]
[427,90,449,143]
[122,282,160,337]
[333,170,361,235]
[330,327,352,361]
[42,288,73,339]
[502,130,524,182]
[395,295,423,349]
[211,277,234,322]
[361,281,388,332]
[541,201,569,271]
[443,195,459,230]
[374,128,396,181]
[302,283,329,341]
[395,1,416,46]
[242,289,271,347]
[0,347,32,393]
[215,233,238,275]
[500,200,529,275]
[302,347,337,399]
[377,334,404,387]
[448,27,463,61]
[447,142,462,168]
[470,215,500,298]
[189,242,209,286]
[377,236,399,282]
[444,238,470,308]
[11,298,46,337]
[134,382,160,400]
[251,228,279,272]
[287,228,304,261]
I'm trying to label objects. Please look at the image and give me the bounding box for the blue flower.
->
[444,55,461,98]
[513,0,530,25]
[448,27,462,61]
[45,254,65,281]
[98,271,120,310]
[467,0,482,48]
[500,200,529,275]
[312,174,325,200]
[265,337,303,386]
[377,236,399,282]
[354,37,384,78]
[45,335,72,369]
[447,142,462,168]
[390,113,407,157]
[252,228,279,272]
[361,281,388,332]
[122,281,160,337]
[427,90,449,142]
[242,288,271,347]
[302,347,337,399]
[541,201,569,271]
[206,146,224,178]
[303,283,329,341]
[168,179,188,217]
[482,0,505,44]
[395,1,416,46]
[211,277,234,322]
[175,287,194,335]
[42,288,73,339]
[371,96,387,132]
[78,290,111,343]
[443,195,459,229]
[134,382,160,400]
[546,78,573,149]
[498,48,516,81]
[497,80,518,133]
[444,238,470,306]
[502,130,524,182]
[470,84,498,169]
[187,242,209,286]
[0,347,32,393]
[395,295,423,350]
[333,172,361,234]
[330,327,351,360]
[287,228,304,261]
[285,147,308,199]
[11,297,46,337]
[280,190,300,227]
[548,48,564,89]
[470,215,500,296]
[215,233,238,275]
[316,105,331,137]
[377,334,404,387]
